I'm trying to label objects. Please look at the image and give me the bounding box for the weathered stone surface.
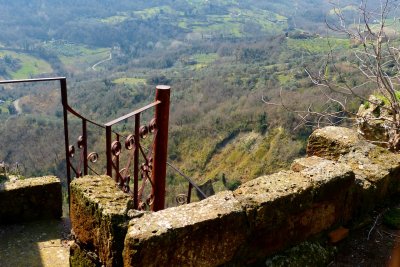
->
[339,144,400,216]
[291,156,328,172]
[340,145,400,185]
[232,161,354,264]
[298,158,354,205]
[123,191,247,267]
[234,171,313,229]
[306,126,400,217]
[307,126,367,160]
[70,175,136,267]
[0,176,62,223]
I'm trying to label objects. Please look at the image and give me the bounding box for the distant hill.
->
[0,0,380,198]
[0,0,359,50]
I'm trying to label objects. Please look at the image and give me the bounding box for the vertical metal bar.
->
[151,85,171,211]
[106,126,112,177]
[82,119,88,176]
[134,114,140,209]
[60,78,71,204]
[187,183,193,204]
[115,134,120,183]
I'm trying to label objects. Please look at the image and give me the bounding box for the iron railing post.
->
[187,183,193,204]
[60,78,71,202]
[106,126,112,177]
[134,114,140,209]
[82,119,88,176]
[115,134,120,183]
[151,85,170,211]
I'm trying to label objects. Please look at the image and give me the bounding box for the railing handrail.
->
[105,100,161,127]
[0,77,66,84]
[166,162,207,199]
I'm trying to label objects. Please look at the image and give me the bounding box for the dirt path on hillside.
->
[92,52,112,71]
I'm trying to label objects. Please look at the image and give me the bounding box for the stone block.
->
[306,126,400,218]
[232,160,354,264]
[339,144,400,217]
[123,191,248,267]
[306,126,367,160]
[234,171,314,230]
[70,175,135,267]
[0,176,62,224]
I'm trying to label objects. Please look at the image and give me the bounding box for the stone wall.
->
[0,176,62,224]
[69,176,136,267]
[69,126,400,266]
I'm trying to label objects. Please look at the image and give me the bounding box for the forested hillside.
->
[0,0,375,197]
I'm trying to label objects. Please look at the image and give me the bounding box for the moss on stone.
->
[70,175,135,266]
[69,242,101,267]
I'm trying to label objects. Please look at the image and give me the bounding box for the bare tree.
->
[265,0,400,150]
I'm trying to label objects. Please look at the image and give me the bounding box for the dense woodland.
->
[0,0,379,202]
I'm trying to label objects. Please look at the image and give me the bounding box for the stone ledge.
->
[0,176,62,224]
[231,160,354,264]
[123,191,247,267]
[70,175,135,267]
[307,126,400,217]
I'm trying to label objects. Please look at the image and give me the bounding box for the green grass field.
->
[44,43,110,72]
[0,51,52,79]
[189,53,219,69]
[287,37,351,54]
[113,77,147,86]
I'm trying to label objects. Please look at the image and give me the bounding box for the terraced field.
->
[113,77,147,86]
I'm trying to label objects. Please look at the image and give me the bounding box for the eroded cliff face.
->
[70,126,400,267]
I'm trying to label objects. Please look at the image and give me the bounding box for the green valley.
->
[0,0,379,201]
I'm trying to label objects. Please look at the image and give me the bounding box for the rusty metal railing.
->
[102,85,170,211]
[0,78,206,211]
[167,162,207,204]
